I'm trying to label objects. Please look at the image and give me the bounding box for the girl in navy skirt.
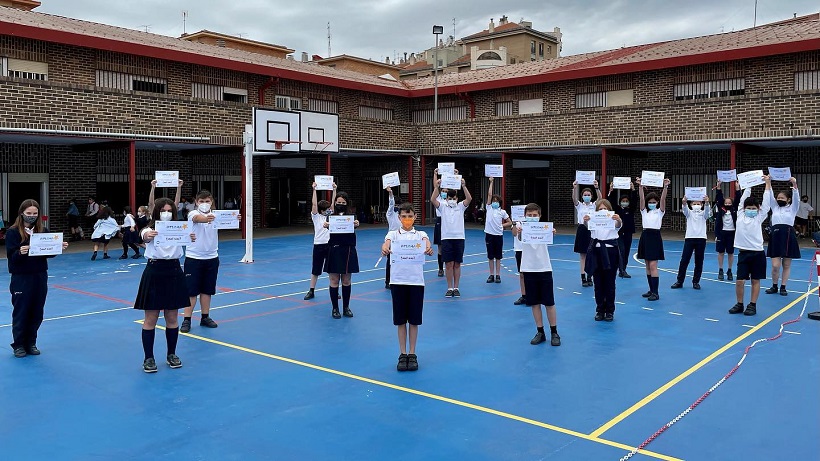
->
[119,205,141,259]
[135,198,196,373]
[135,205,150,248]
[572,180,601,287]
[765,177,802,296]
[713,181,742,281]
[637,177,670,301]
[323,191,360,319]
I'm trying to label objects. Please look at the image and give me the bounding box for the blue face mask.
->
[525,216,540,222]
[440,192,447,200]
[745,209,758,218]
[491,202,500,209]
[647,203,657,210]
[582,196,592,203]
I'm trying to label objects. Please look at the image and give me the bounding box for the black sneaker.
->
[103,254,111,259]
[26,345,41,355]
[397,354,408,371]
[670,282,683,289]
[594,312,605,321]
[332,308,341,319]
[604,313,614,322]
[718,269,724,281]
[437,270,444,277]
[406,354,419,371]
[385,283,391,290]
[779,287,788,296]
[513,295,526,305]
[452,288,461,298]
[647,293,660,301]
[445,289,454,298]
[132,253,143,259]
[118,254,128,260]
[304,290,315,300]
[743,304,757,316]
[550,332,561,346]
[486,275,495,283]
[530,331,546,345]
[494,275,501,283]
[166,354,182,369]
[13,347,26,358]
[200,317,218,328]
[641,291,652,298]
[91,252,97,261]
[143,357,158,373]
[765,286,778,294]
[727,270,733,281]
[180,318,191,333]
[693,283,701,290]
[343,307,354,318]
[621,271,632,279]
[728,302,744,314]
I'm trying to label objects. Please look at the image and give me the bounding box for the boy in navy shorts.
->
[431,175,472,298]
[382,202,433,371]
[729,176,772,316]
[305,181,336,300]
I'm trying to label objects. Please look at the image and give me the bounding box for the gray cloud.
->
[38,0,818,62]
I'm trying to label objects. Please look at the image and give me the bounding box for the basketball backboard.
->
[252,108,301,153]
[297,110,339,153]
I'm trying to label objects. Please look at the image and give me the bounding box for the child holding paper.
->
[636,177,670,301]
[729,176,772,316]
[381,202,434,371]
[305,181,336,300]
[713,181,742,281]
[135,198,196,372]
[671,193,711,290]
[119,206,141,259]
[384,186,401,289]
[584,200,623,321]
[6,199,69,357]
[607,181,638,278]
[431,176,472,298]
[484,177,511,283]
[432,167,456,277]
[765,177,802,296]
[323,191,360,318]
[90,206,119,260]
[509,206,526,305]
[517,203,560,346]
[572,180,601,287]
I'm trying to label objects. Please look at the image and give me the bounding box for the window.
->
[222,87,248,103]
[193,84,248,102]
[518,98,543,115]
[132,78,166,94]
[412,106,467,123]
[538,43,544,58]
[308,98,338,113]
[495,101,514,116]
[530,40,536,55]
[358,106,393,120]
[2,58,48,81]
[576,92,607,108]
[477,51,502,61]
[275,95,302,110]
[794,70,820,90]
[96,70,166,94]
[674,78,745,100]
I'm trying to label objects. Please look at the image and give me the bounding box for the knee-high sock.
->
[650,276,660,294]
[646,274,651,290]
[342,284,352,308]
[329,286,339,310]
[438,254,443,271]
[142,328,155,360]
[166,327,179,355]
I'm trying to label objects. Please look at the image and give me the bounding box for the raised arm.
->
[681,195,690,218]
[461,178,473,207]
[174,179,183,207]
[593,180,602,201]
[760,176,773,216]
[431,178,441,208]
[486,178,494,208]
[637,177,646,211]
[386,187,396,217]
[311,182,318,214]
[703,195,712,220]
[331,182,338,206]
[148,180,157,214]
[571,180,580,206]
[789,177,800,214]
[659,178,671,212]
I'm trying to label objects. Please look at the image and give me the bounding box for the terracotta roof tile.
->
[461,22,527,40]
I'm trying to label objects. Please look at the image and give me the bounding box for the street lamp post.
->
[433,25,443,122]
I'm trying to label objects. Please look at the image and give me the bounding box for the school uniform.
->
[437,200,467,263]
[324,214,359,274]
[513,222,523,273]
[796,201,813,229]
[67,203,80,228]
[484,204,509,260]
[310,211,330,276]
[385,195,401,286]
[184,210,220,297]
[121,213,140,256]
[134,227,190,311]
[734,188,772,281]
[6,227,53,351]
[386,228,428,325]
[91,217,119,243]
[573,202,595,254]
[135,214,150,244]
[637,208,665,261]
[675,204,711,285]
[585,217,621,315]
[714,189,741,255]
[608,190,638,274]
[520,238,555,307]
[766,188,801,259]
[433,207,442,245]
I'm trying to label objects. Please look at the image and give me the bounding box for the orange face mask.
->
[400,217,415,228]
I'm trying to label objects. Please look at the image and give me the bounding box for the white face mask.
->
[159,211,173,221]
[198,203,211,213]
[691,205,702,212]
[447,199,457,207]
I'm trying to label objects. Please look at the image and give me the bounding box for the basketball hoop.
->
[305,141,333,154]
[273,140,300,151]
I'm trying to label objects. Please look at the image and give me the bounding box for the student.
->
[608,181,638,278]
[135,198,196,372]
[135,205,150,249]
[431,175,472,298]
[484,177,511,283]
[584,199,623,321]
[765,177,801,296]
[729,176,772,316]
[433,189,446,277]
[516,203,560,346]
[713,181,742,281]
[90,206,119,260]
[85,196,99,234]
[119,206,141,259]
[636,177,671,301]
[304,181,336,300]
[182,190,240,333]
[323,191,360,318]
[671,193,711,290]
[381,202,433,371]
[510,215,526,305]
[384,186,401,289]
[66,199,83,241]
[572,180,600,287]
[148,179,183,214]
[795,195,813,238]
[6,199,69,357]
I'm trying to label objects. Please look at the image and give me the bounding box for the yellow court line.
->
[140,322,681,461]
[589,286,818,438]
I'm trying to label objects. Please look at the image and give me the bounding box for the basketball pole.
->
[241,123,254,263]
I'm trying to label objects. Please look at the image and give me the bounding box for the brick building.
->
[0,6,819,235]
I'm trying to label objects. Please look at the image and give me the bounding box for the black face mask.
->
[776,200,788,207]
[335,204,347,214]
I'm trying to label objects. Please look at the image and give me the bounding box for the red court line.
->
[52,284,134,306]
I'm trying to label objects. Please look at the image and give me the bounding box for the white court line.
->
[0,306,133,328]
[669,312,683,316]
[784,331,801,335]
[704,318,719,322]
[643,307,654,311]
[741,324,755,328]
[572,291,582,295]
[615,301,626,305]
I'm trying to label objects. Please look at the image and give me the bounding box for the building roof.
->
[317,54,401,70]
[461,21,558,43]
[180,29,294,54]
[405,15,820,95]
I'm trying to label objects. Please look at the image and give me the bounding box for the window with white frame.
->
[412,105,467,123]
[518,98,543,114]
[275,95,302,110]
[358,106,393,120]
[495,101,514,116]
[576,92,607,108]
[674,78,745,100]
[96,70,166,94]
[308,98,338,113]
[191,83,248,103]
[2,58,48,81]
[794,70,820,90]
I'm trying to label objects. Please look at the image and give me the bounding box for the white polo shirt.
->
[186,210,219,259]
[722,212,735,231]
[386,195,401,232]
[797,201,814,220]
[311,212,330,245]
[385,228,429,286]
[590,211,620,241]
[484,204,509,236]
[735,188,772,252]
[640,208,665,229]
[682,205,711,239]
[437,200,467,240]
[513,222,522,252]
[576,202,595,224]
[768,188,799,226]
[520,241,553,273]
[141,227,184,260]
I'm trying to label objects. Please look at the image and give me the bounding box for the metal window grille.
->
[495,101,515,116]
[96,70,167,94]
[412,106,467,123]
[674,78,745,100]
[308,98,338,113]
[794,70,820,91]
[575,92,607,108]
[275,95,301,110]
[358,106,394,120]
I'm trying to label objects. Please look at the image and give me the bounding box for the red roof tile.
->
[461,22,528,41]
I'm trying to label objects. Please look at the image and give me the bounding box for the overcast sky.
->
[38,0,818,62]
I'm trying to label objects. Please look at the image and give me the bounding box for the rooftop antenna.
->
[452,17,456,39]
[327,22,332,57]
[139,24,151,33]
[182,10,187,34]
[753,0,758,28]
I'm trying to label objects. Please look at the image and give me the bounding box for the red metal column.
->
[420,159,426,224]
[128,140,136,213]
[601,148,608,192]
[730,143,737,195]
[501,152,507,207]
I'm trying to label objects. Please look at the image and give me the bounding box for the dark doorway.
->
[524,177,550,220]
[9,182,43,215]
[269,178,290,227]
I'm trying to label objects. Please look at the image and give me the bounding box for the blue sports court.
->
[1,227,818,461]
